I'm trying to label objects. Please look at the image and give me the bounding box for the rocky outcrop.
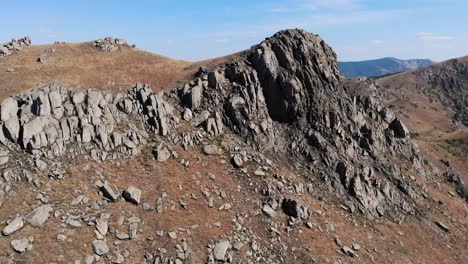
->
[0,29,430,221]
[0,37,31,58]
[176,29,427,219]
[93,37,134,52]
[0,82,175,160]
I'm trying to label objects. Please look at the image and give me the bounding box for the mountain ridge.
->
[339,57,434,77]
[0,30,466,263]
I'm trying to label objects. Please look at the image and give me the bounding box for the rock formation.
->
[0,37,31,58]
[93,37,134,52]
[177,29,427,219]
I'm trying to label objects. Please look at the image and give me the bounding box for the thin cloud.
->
[267,0,358,13]
[416,32,454,41]
[214,38,230,43]
[371,39,384,45]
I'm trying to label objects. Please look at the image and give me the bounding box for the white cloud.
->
[267,0,358,13]
[416,32,454,41]
[371,39,384,45]
[214,38,229,43]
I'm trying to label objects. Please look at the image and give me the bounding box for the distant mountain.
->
[339,57,434,77]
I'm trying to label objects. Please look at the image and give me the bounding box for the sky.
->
[1,0,467,62]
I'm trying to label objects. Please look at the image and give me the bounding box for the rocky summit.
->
[0,29,466,264]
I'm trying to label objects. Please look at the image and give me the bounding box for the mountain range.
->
[339,57,434,77]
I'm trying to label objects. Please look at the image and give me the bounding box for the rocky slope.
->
[378,56,468,127]
[0,30,466,263]
[339,57,434,77]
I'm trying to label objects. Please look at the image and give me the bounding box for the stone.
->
[189,85,203,110]
[213,241,230,261]
[0,97,18,121]
[101,182,119,201]
[2,216,24,235]
[262,204,277,218]
[92,240,109,256]
[11,237,33,253]
[0,150,9,166]
[232,154,243,168]
[57,234,66,241]
[168,231,177,239]
[435,221,449,232]
[389,118,409,138]
[202,145,219,155]
[342,246,356,257]
[183,108,193,121]
[25,204,53,226]
[123,186,141,205]
[154,146,171,162]
[190,110,210,127]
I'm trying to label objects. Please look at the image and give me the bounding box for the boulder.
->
[92,239,109,256]
[0,97,18,121]
[232,154,244,168]
[389,118,409,138]
[101,182,119,201]
[11,237,33,253]
[202,145,219,155]
[213,240,230,261]
[123,186,141,205]
[2,216,24,235]
[25,204,53,226]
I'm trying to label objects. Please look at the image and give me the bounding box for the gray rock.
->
[11,237,33,253]
[92,239,109,256]
[202,145,219,155]
[154,145,171,162]
[342,246,356,257]
[435,221,450,232]
[2,216,24,235]
[183,108,193,121]
[213,240,230,261]
[123,186,141,205]
[0,97,18,121]
[25,204,53,226]
[262,204,277,218]
[232,154,243,168]
[190,110,210,127]
[389,118,409,138]
[101,182,119,201]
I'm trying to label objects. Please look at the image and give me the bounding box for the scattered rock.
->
[262,204,277,218]
[213,240,231,261]
[435,221,450,232]
[123,186,141,205]
[202,145,219,155]
[25,204,53,226]
[92,240,109,256]
[154,145,171,162]
[11,237,33,253]
[2,216,24,235]
[342,246,356,257]
[232,154,243,168]
[101,182,119,201]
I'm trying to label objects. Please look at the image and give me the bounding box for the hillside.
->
[0,31,466,264]
[339,57,434,77]
[376,56,468,188]
[0,41,196,99]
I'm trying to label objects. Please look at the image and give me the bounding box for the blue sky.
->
[1,0,467,62]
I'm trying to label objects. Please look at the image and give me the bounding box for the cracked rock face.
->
[176,29,426,219]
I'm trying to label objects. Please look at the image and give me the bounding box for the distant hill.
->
[339,57,434,77]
